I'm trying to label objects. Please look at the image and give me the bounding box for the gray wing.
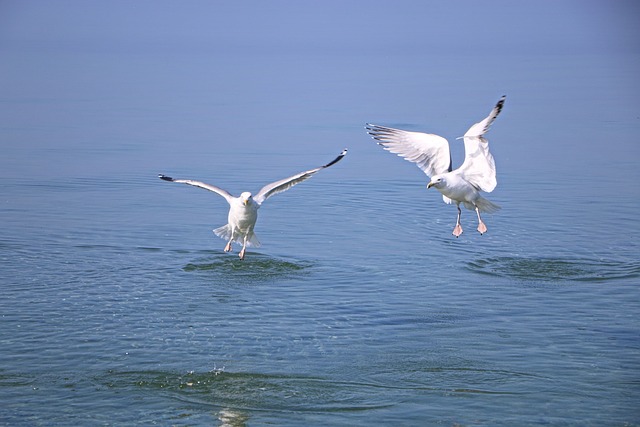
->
[158,174,234,203]
[366,124,451,178]
[457,96,505,192]
[253,149,347,205]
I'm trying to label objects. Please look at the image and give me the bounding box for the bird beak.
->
[243,199,249,206]
[427,182,434,189]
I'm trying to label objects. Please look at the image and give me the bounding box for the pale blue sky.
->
[1,0,639,183]
[1,1,638,55]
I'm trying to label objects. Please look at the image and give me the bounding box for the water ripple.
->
[100,369,393,414]
[466,256,640,283]
[182,252,314,281]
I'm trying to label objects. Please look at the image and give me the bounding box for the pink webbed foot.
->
[452,224,463,238]
[238,248,246,260]
[224,242,232,252]
[477,221,487,235]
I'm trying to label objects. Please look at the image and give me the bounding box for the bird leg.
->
[475,207,487,235]
[238,236,248,260]
[224,240,233,252]
[452,205,463,237]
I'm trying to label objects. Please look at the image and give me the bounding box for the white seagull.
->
[366,96,505,237]
[159,149,347,259]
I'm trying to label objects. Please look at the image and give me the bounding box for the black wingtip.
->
[158,174,174,182]
[495,96,505,114]
[323,149,348,168]
[365,124,382,140]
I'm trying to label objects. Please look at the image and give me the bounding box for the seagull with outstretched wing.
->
[366,96,505,237]
[159,149,347,259]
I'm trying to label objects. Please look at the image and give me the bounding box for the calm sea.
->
[1,41,639,425]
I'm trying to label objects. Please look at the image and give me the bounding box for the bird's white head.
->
[427,176,444,189]
[240,192,253,206]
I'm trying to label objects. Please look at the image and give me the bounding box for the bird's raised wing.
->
[463,96,505,139]
[455,137,497,192]
[457,96,505,192]
[253,149,347,205]
[158,174,234,203]
[366,124,451,178]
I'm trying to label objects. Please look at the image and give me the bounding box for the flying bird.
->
[159,149,347,259]
[366,96,505,237]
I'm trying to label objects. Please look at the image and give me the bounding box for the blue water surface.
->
[1,2,639,425]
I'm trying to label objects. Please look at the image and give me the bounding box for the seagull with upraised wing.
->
[366,96,505,237]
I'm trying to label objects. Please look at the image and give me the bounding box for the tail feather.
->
[213,225,261,248]
[213,224,232,241]
[245,231,261,248]
[472,196,501,213]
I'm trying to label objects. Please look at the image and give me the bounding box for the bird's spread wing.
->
[253,149,347,205]
[463,96,505,139]
[366,124,451,178]
[158,174,234,202]
[457,96,505,192]
[456,137,497,192]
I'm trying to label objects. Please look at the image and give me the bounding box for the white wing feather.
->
[366,124,451,178]
[456,137,497,192]
[456,96,505,192]
[464,96,505,138]
[158,175,234,203]
[253,149,347,205]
